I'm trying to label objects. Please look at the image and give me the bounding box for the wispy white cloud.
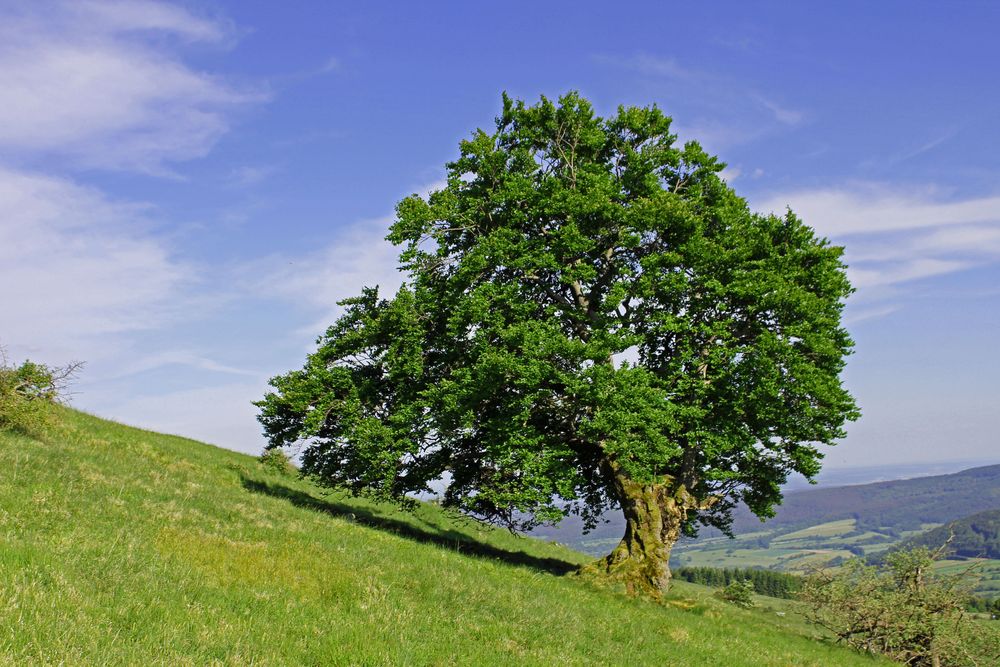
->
[227,165,277,188]
[264,54,344,89]
[102,380,268,453]
[595,54,699,80]
[671,120,764,152]
[65,0,231,41]
[860,128,959,172]
[250,179,446,342]
[0,167,191,360]
[253,216,405,340]
[848,258,973,290]
[318,56,341,74]
[719,165,742,182]
[893,128,957,162]
[108,350,260,379]
[595,53,806,149]
[847,225,1000,264]
[757,186,1000,237]
[755,185,1000,316]
[843,304,901,325]
[752,94,804,126]
[0,0,263,172]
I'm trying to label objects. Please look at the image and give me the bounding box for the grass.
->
[933,558,1000,600]
[0,406,890,665]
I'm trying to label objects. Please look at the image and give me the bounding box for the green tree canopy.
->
[257,92,859,595]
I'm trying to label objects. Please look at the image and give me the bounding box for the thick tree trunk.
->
[589,460,704,598]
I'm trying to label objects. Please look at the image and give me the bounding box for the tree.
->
[718,578,756,608]
[0,346,82,434]
[256,92,858,596]
[801,546,1000,666]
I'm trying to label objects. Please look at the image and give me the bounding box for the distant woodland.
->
[882,509,1000,560]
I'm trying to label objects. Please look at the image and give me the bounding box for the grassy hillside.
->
[0,406,889,666]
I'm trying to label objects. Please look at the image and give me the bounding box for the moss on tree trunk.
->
[583,460,705,598]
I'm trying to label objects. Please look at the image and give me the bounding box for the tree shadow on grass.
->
[239,474,580,576]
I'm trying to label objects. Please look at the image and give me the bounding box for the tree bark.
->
[589,459,704,597]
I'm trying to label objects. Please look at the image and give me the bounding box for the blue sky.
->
[2,0,998,469]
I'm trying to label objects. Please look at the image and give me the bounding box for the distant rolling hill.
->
[726,463,1000,535]
[882,509,1000,561]
[533,463,1000,556]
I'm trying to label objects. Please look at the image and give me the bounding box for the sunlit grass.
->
[0,406,889,665]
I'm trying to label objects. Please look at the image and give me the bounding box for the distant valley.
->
[532,462,1000,599]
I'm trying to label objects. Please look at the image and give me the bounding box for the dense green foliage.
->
[966,596,1000,615]
[885,509,1000,561]
[257,92,858,592]
[717,579,756,608]
[0,405,888,665]
[675,566,802,599]
[0,352,80,434]
[802,547,1000,666]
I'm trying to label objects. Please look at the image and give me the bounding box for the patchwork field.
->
[671,517,1000,600]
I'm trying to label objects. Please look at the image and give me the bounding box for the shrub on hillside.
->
[259,448,297,477]
[0,348,81,434]
[717,579,756,609]
[801,545,1000,665]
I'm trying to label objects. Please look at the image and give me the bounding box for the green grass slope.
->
[0,407,887,666]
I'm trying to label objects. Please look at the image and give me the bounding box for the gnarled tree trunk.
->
[589,459,707,597]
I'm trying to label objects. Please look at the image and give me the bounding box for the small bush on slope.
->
[718,579,756,609]
[802,547,1000,665]
[0,349,81,434]
[258,447,296,477]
